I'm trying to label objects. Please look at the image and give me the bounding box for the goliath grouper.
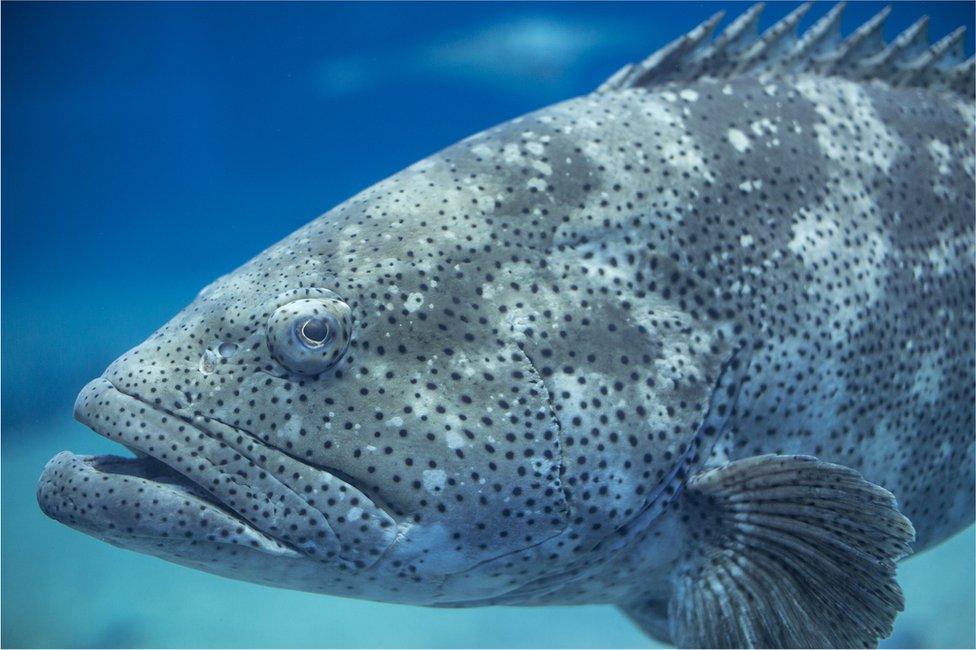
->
[38,3,975,647]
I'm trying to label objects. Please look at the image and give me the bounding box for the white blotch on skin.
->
[912,351,944,404]
[928,139,958,201]
[928,140,951,175]
[787,181,889,341]
[445,430,465,449]
[795,77,906,174]
[405,292,424,313]
[727,128,750,153]
[531,159,552,175]
[422,469,447,493]
[502,143,521,163]
[750,117,777,137]
[637,96,713,181]
[470,143,493,158]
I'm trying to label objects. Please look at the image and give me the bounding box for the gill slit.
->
[519,342,574,523]
[433,343,575,601]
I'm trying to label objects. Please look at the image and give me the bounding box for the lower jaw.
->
[37,449,304,557]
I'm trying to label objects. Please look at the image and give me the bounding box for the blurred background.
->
[2,2,974,647]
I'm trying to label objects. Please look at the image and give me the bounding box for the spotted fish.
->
[38,3,975,648]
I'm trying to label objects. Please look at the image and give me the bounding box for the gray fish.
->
[38,4,974,648]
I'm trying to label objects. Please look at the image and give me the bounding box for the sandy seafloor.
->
[3,1,975,648]
[3,417,974,647]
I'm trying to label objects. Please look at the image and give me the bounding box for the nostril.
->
[199,349,218,374]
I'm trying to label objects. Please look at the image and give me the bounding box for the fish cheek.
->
[199,337,574,566]
[360,339,573,578]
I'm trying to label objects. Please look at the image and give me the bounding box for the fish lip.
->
[52,377,321,558]
[62,376,398,567]
[37,450,303,558]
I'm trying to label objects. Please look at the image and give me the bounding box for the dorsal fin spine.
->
[737,2,812,73]
[899,27,969,89]
[595,63,634,94]
[698,3,765,76]
[786,1,846,70]
[596,2,974,99]
[885,17,930,67]
[866,16,929,77]
[949,57,976,96]
[931,26,967,69]
[817,6,892,74]
[626,12,724,87]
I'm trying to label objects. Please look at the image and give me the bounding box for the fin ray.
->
[597,2,974,98]
[787,1,846,69]
[737,2,812,73]
[668,454,915,648]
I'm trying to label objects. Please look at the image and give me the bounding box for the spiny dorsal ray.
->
[597,2,975,98]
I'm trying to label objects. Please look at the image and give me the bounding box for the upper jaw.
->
[41,377,399,568]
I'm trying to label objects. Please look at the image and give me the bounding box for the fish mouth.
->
[37,450,301,558]
[38,377,398,567]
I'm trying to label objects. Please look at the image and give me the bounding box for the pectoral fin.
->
[669,454,915,649]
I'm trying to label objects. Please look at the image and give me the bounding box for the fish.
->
[37,3,974,648]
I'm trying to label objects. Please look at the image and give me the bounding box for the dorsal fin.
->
[627,12,725,88]
[736,2,812,73]
[597,3,975,99]
[857,16,930,77]
[785,1,846,69]
[701,2,765,73]
[815,5,892,72]
[897,27,968,88]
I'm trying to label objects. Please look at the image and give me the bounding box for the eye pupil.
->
[299,318,331,346]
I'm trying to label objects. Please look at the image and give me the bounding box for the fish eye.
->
[267,294,352,375]
[298,317,332,348]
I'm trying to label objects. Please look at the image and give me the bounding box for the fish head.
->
[38,150,573,603]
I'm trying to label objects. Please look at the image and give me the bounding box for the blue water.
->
[3,2,974,647]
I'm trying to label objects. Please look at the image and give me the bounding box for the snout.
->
[73,377,112,426]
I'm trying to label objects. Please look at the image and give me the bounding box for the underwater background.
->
[2,2,974,647]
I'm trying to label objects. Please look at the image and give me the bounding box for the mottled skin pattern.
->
[38,40,973,646]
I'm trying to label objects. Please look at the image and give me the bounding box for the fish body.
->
[38,5,975,647]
